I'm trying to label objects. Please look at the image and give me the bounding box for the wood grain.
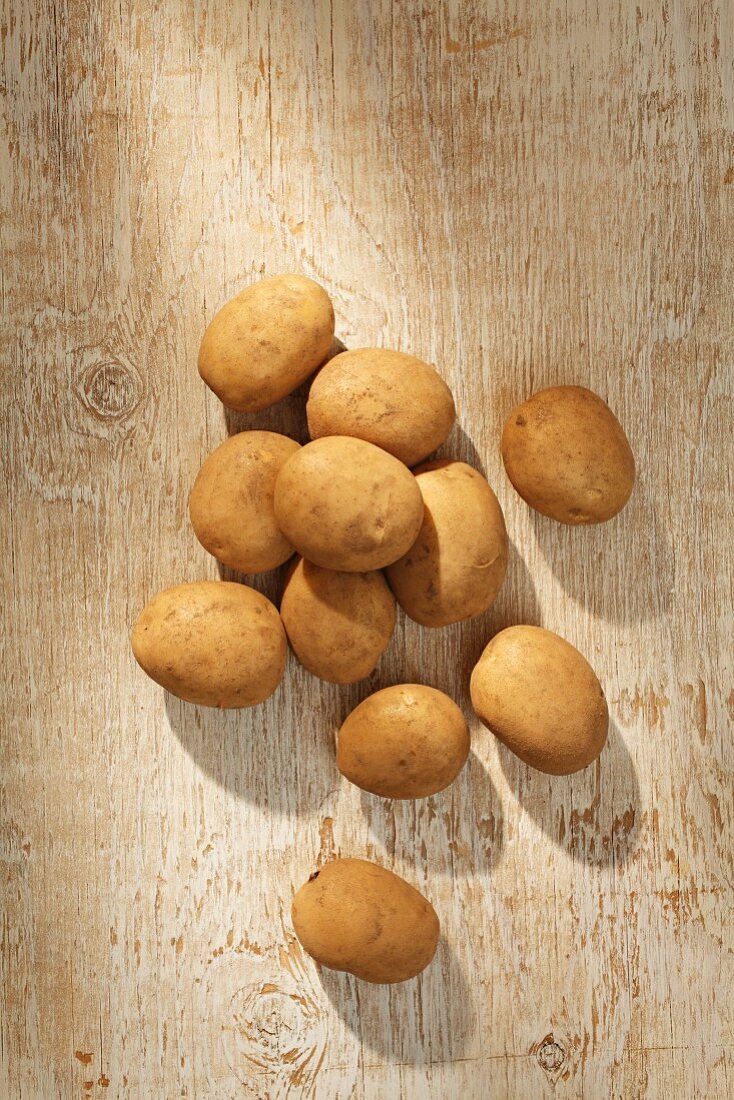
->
[1,0,732,1096]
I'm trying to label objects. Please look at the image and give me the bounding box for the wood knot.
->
[77,358,142,422]
[227,982,325,1085]
[536,1034,567,1080]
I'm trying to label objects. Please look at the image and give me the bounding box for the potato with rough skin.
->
[501,385,635,524]
[198,274,335,412]
[306,348,456,467]
[273,436,424,572]
[189,431,300,574]
[385,459,508,627]
[291,858,440,984]
[337,684,470,798]
[280,558,396,683]
[131,581,287,708]
[470,625,608,774]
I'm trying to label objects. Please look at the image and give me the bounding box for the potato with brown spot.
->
[131,581,287,707]
[291,858,440,983]
[337,684,470,798]
[306,347,456,466]
[501,385,635,523]
[470,625,608,774]
[198,274,335,411]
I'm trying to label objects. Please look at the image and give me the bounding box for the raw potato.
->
[385,459,508,627]
[291,858,440,984]
[273,436,424,572]
[306,347,456,467]
[501,385,635,524]
[470,625,608,774]
[189,431,300,574]
[337,684,470,798]
[131,581,287,708]
[198,274,335,412]
[280,558,396,683]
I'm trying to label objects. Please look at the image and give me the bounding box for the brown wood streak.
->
[1,0,732,1097]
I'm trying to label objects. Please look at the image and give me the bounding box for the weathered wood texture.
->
[2,0,732,1096]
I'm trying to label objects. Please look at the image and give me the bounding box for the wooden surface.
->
[2,0,733,1097]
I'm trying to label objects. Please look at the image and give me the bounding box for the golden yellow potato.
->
[131,581,286,707]
[273,436,424,572]
[280,558,396,683]
[306,348,456,466]
[470,625,608,774]
[337,684,470,798]
[198,275,335,412]
[385,459,508,627]
[291,858,440,983]
[501,385,635,524]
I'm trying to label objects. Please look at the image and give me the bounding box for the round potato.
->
[273,436,424,572]
[501,385,635,524]
[131,581,287,707]
[189,431,300,574]
[385,459,508,627]
[470,625,608,774]
[306,348,456,466]
[292,858,440,984]
[280,558,396,683]
[337,684,470,798]
[198,274,335,412]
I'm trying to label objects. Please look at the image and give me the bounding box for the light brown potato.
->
[470,625,608,774]
[385,459,508,627]
[306,348,456,467]
[337,684,470,798]
[291,858,440,984]
[501,385,635,524]
[131,581,286,707]
[273,436,424,572]
[280,558,396,683]
[198,275,335,412]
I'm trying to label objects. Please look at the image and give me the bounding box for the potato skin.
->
[273,436,424,572]
[280,558,396,683]
[131,581,287,708]
[198,275,335,412]
[291,858,440,984]
[337,684,470,798]
[385,460,508,627]
[306,348,456,467]
[501,385,635,524]
[470,625,608,774]
[189,431,300,574]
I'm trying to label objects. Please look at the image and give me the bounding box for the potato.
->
[470,625,608,774]
[131,581,286,707]
[198,274,335,412]
[501,385,635,524]
[273,436,424,572]
[280,558,396,683]
[337,684,470,798]
[291,858,440,983]
[306,348,456,466]
[385,459,508,627]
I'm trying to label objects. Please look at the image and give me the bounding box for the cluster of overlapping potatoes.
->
[132,275,635,985]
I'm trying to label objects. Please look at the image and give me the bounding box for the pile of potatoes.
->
[132,274,635,985]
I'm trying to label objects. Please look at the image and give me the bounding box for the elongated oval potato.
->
[280,558,396,683]
[189,431,300,574]
[306,348,456,466]
[470,625,608,774]
[385,459,508,627]
[198,275,335,412]
[337,684,470,798]
[292,858,440,984]
[501,385,635,523]
[131,581,287,707]
[273,436,424,572]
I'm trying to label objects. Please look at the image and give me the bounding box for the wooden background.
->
[2,0,732,1097]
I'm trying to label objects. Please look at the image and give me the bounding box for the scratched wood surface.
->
[2,0,733,1097]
